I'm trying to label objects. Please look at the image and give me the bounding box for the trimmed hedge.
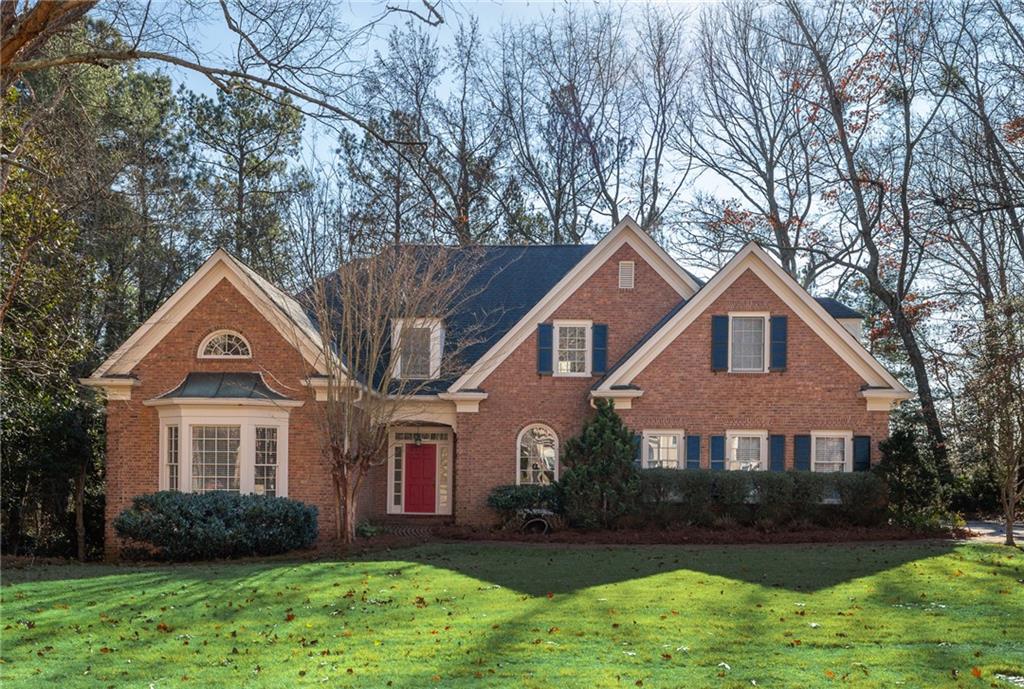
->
[487,485,561,523]
[638,470,888,529]
[113,491,318,561]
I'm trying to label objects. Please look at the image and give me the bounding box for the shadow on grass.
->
[4,542,963,595]
[391,540,960,595]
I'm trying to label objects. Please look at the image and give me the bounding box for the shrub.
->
[874,419,951,526]
[835,472,889,525]
[487,484,561,524]
[559,399,641,529]
[636,470,888,529]
[113,491,318,561]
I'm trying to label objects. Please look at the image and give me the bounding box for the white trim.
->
[88,249,327,379]
[727,312,770,373]
[597,242,912,407]
[197,330,253,359]
[861,388,913,410]
[79,377,138,401]
[590,388,643,410]
[155,404,291,497]
[811,430,854,473]
[392,318,444,381]
[641,429,685,469]
[448,217,698,392]
[437,390,487,414]
[618,260,635,289]
[552,319,592,377]
[516,423,559,486]
[386,426,454,516]
[725,429,768,471]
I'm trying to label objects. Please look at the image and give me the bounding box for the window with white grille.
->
[199,331,251,358]
[643,431,683,469]
[727,431,767,470]
[730,315,767,372]
[167,425,179,491]
[254,426,278,497]
[813,433,851,473]
[554,321,591,376]
[618,261,635,289]
[191,425,241,493]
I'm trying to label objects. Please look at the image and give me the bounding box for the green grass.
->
[2,542,1022,688]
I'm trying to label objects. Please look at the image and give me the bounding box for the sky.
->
[160,0,727,249]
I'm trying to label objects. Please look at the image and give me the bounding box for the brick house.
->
[84,218,911,553]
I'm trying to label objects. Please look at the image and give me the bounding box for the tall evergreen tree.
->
[185,81,304,280]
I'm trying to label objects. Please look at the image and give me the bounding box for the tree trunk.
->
[332,467,360,547]
[889,300,951,481]
[75,462,86,561]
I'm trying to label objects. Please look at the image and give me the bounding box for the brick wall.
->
[453,261,890,526]
[103,278,339,557]
[453,244,683,525]
[618,268,890,467]
[103,250,894,549]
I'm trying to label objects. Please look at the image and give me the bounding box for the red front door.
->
[404,443,437,513]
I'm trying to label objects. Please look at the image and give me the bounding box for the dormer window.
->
[393,319,443,380]
[199,330,251,359]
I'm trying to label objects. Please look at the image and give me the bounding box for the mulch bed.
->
[429,524,967,546]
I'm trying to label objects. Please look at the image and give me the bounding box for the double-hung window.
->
[726,430,768,470]
[642,430,684,469]
[729,313,768,372]
[812,432,853,473]
[553,320,591,376]
[393,318,444,380]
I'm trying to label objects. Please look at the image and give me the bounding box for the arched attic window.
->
[198,330,252,359]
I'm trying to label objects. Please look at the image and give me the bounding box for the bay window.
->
[152,406,294,497]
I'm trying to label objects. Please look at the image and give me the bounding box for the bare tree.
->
[781,0,955,471]
[961,296,1024,546]
[294,223,488,545]
[630,5,693,237]
[680,1,825,287]
[489,21,598,243]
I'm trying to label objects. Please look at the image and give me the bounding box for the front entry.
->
[403,443,437,513]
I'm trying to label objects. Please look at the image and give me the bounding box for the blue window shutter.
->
[537,323,553,375]
[710,435,725,471]
[686,435,701,470]
[633,433,643,467]
[770,315,788,371]
[711,315,729,371]
[592,324,608,375]
[794,435,811,471]
[853,436,871,471]
[769,435,785,471]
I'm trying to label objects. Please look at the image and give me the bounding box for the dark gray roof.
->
[814,297,863,319]
[158,372,291,400]
[309,244,596,394]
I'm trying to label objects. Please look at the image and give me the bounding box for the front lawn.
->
[2,542,1022,688]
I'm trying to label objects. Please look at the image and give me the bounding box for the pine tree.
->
[559,399,640,529]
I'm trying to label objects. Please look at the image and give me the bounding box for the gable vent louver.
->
[618,261,635,289]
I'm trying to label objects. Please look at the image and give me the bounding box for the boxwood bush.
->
[113,491,318,561]
[637,470,888,529]
[487,484,561,524]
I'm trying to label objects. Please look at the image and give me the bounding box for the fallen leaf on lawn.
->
[971,667,982,679]
[285,613,295,622]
